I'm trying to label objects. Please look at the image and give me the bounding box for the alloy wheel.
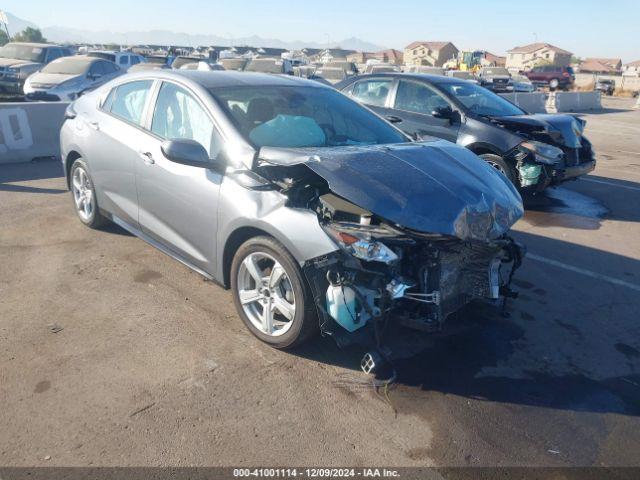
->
[236,252,296,337]
[72,167,95,222]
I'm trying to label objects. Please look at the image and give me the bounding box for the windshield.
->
[210,85,408,148]
[482,68,509,76]
[88,52,116,62]
[0,44,46,62]
[41,58,92,75]
[438,81,525,117]
[245,59,283,73]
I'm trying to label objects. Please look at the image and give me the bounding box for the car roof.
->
[53,55,101,63]
[341,72,465,85]
[6,42,57,48]
[122,70,329,89]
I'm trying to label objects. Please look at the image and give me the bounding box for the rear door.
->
[84,79,154,227]
[388,79,460,142]
[346,77,396,119]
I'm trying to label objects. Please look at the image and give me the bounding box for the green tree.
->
[0,29,9,46]
[13,27,47,43]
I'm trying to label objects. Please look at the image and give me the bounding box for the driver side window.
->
[151,82,222,158]
[394,80,449,116]
[350,79,392,107]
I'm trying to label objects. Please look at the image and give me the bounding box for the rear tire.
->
[230,236,318,349]
[479,153,518,186]
[70,158,109,229]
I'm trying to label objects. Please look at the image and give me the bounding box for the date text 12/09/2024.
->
[233,469,401,478]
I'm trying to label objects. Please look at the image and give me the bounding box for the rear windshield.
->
[210,85,407,148]
[88,52,116,62]
[0,44,46,62]
[245,59,283,73]
[41,58,92,74]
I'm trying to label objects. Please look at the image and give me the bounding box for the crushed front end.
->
[302,194,524,346]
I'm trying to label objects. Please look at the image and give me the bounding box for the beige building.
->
[506,43,573,70]
[623,60,640,76]
[346,49,403,66]
[403,41,458,67]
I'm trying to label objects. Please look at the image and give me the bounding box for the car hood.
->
[0,58,39,68]
[258,140,523,242]
[28,72,81,87]
[490,114,586,148]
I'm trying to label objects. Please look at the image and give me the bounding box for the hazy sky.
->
[5,0,639,61]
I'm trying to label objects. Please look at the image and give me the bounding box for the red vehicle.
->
[525,65,575,90]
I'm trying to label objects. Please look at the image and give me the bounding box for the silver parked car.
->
[61,70,524,351]
[24,55,122,101]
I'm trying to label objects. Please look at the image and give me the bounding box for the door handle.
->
[386,115,403,124]
[87,121,100,131]
[138,151,155,165]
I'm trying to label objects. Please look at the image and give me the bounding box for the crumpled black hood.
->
[259,140,524,242]
[491,113,586,148]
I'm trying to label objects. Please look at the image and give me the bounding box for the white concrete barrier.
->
[0,102,69,164]
[547,92,602,113]
[499,92,547,113]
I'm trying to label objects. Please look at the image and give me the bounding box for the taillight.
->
[562,71,570,77]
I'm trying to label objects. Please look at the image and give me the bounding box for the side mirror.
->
[161,139,214,168]
[432,106,457,121]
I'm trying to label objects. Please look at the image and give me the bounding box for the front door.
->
[389,79,460,143]
[135,80,223,273]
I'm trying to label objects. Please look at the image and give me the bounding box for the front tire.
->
[479,153,518,186]
[70,159,108,229]
[230,236,318,349]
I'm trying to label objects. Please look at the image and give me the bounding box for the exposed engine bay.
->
[251,142,525,348]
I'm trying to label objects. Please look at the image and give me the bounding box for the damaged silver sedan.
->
[60,70,525,350]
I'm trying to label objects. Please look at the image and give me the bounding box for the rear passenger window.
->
[350,79,392,107]
[119,56,129,65]
[105,80,153,126]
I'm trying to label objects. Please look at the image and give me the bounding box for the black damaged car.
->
[337,73,596,191]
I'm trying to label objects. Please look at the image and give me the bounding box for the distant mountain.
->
[41,26,387,51]
[1,11,38,36]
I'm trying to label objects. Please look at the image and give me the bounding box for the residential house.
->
[506,43,573,70]
[482,52,506,67]
[579,58,622,74]
[310,48,357,64]
[346,49,404,66]
[623,60,640,76]
[403,41,458,67]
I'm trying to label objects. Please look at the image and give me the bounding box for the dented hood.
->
[259,140,524,241]
[491,113,586,148]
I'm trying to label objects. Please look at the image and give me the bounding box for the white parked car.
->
[24,55,122,101]
[87,51,144,71]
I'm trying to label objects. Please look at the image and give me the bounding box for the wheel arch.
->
[221,226,274,289]
[64,150,83,189]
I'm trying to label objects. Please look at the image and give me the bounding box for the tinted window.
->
[107,80,153,126]
[119,56,129,65]
[152,82,221,158]
[46,48,62,62]
[101,61,119,73]
[395,80,448,115]
[211,85,407,148]
[89,52,116,62]
[89,61,104,76]
[350,79,392,107]
[131,56,141,65]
